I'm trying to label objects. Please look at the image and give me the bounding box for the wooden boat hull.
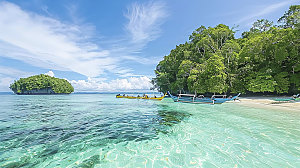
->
[141,97,165,100]
[116,93,167,101]
[273,94,299,102]
[273,98,294,101]
[167,91,240,104]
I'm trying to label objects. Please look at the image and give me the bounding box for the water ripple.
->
[0,95,299,167]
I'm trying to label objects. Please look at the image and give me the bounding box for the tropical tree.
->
[10,74,74,94]
[153,5,300,95]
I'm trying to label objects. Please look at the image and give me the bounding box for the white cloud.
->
[0,1,114,77]
[0,77,14,91]
[0,1,167,79]
[236,0,297,25]
[0,66,32,77]
[0,66,34,91]
[0,67,154,92]
[70,76,153,91]
[125,1,167,43]
[0,1,167,91]
[45,70,54,77]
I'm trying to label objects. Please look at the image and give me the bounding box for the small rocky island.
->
[10,74,74,95]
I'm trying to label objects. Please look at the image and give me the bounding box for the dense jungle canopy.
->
[10,74,74,94]
[152,5,300,95]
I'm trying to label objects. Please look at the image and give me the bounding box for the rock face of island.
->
[10,74,74,95]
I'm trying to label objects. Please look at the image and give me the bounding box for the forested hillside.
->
[152,5,300,94]
[10,74,74,94]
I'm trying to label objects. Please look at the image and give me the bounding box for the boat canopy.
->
[178,94,196,97]
[168,91,241,104]
[212,95,227,98]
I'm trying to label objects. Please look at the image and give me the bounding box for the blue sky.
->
[0,0,298,91]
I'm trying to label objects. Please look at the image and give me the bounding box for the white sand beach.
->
[235,97,300,112]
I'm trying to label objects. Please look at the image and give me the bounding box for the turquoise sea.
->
[0,94,299,168]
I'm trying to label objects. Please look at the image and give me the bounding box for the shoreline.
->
[234,97,300,112]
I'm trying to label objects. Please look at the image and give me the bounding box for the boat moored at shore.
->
[273,94,300,102]
[167,91,241,104]
[116,93,167,101]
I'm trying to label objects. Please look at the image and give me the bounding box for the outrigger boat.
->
[273,94,299,102]
[116,93,167,101]
[167,91,241,104]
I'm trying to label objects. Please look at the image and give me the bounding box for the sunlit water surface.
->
[0,94,299,168]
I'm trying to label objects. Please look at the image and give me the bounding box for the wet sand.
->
[233,97,300,112]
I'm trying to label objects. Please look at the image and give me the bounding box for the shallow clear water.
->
[0,94,299,168]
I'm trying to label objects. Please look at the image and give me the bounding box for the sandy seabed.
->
[231,97,300,112]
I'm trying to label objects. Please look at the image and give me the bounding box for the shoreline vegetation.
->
[151,5,300,96]
[1,91,298,111]
[9,74,74,95]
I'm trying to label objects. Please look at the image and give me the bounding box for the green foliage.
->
[10,74,74,94]
[250,19,273,33]
[153,5,300,95]
[274,72,290,93]
[278,5,300,28]
[246,72,277,93]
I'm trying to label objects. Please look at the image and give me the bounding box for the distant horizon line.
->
[0,91,163,94]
